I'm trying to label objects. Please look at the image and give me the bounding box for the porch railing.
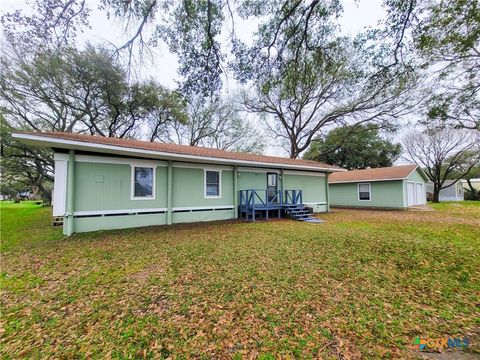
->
[239,189,303,208]
[239,189,282,209]
[284,189,303,206]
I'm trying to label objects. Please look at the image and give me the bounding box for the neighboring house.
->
[12,132,344,235]
[328,165,429,209]
[462,178,480,191]
[426,180,465,201]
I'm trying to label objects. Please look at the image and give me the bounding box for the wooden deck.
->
[239,189,305,221]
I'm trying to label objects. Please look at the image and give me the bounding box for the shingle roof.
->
[14,131,344,171]
[329,164,419,183]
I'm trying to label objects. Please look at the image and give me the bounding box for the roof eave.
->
[12,132,346,172]
[329,178,407,184]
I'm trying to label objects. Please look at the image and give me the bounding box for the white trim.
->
[55,152,166,167]
[54,153,69,161]
[74,208,167,216]
[53,159,68,216]
[172,205,234,211]
[330,178,406,184]
[131,165,156,200]
[238,167,281,174]
[406,165,429,182]
[173,162,232,171]
[357,183,371,201]
[14,133,345,172]
[204,169,222,198]
[283,170,326,177]
[303,201,327,205]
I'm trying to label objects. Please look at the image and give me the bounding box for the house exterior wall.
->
[74,162,168,212]
[283,172,327,212]
[329,180,405,209]
[403,168,427,206]
[426,181,465,201]
[56,153,330,234]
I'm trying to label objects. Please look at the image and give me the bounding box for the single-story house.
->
[462,178,480,191]
[426,180,464,201]
[12,131,345,235]
[328,164,429,209]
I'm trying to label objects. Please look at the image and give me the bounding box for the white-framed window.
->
[204,169,221,198]
[131,166,155,200]
[358,183,371,201]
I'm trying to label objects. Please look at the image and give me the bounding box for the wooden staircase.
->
[283,204,324,223]
[239,189,325,223]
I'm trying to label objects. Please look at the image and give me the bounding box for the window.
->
[358,183,371,201]
[205,170,221,197]
[267,173,277,187]
[132,167,155,199]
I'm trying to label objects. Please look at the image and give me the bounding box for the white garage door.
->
[415,183,425,205]
[407,182,415,206]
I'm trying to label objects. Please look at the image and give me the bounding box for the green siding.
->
[407,168,426,183]
[283,174,326,202]
[329,180,405,209]
[172,209,235,224]
[66,158,331,233]
[74,162,168,212]
[283,173,327,212]
[172,168,234,207]
[74,213,167,233]
[238,171,270,190]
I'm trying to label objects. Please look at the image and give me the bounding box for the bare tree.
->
[154,95,264,154]
[402,123,480,203]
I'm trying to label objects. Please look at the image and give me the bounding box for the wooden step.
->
[52,216,64,226]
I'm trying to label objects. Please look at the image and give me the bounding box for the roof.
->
[329,164,425,183]
[12,131,345,172]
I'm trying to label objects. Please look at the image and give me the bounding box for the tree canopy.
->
[304,124,402,170]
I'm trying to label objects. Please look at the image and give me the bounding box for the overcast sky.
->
[1,0,398,158]
[1,0,386,88]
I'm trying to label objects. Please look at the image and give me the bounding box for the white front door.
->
[407,182,415,206]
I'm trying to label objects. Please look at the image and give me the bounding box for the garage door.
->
[415,183,425,205]
[407,182,415,206]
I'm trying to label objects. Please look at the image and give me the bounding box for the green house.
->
[13,132,344,234]
[329,165,429,209]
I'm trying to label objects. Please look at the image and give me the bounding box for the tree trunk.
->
[467,179,477,200]
[432,187,440,203]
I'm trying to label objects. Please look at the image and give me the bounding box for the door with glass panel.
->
[266,173,278,204]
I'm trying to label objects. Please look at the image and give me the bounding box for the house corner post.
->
[66,149,75,236]
[167,160,173,225]
[233,166,238,218]
[325,172,330,213]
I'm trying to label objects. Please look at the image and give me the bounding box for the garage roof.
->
[329,164,427,183]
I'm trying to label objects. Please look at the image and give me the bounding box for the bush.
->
[465,189,480,201]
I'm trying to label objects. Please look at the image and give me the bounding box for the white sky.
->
[1,0,397,158]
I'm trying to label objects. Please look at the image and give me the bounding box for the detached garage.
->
[329,164,429,210]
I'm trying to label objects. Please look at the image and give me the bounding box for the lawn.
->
[1,201,479,359]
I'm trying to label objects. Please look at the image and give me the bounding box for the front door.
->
[267,173,278,203]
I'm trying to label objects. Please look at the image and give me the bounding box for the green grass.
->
[1,201,479,359]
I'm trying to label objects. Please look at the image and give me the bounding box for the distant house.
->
[12,131,345,235]
[462,178,480,191]
[426,180,464,201]
[328,165,429,209]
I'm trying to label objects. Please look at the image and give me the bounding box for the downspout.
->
[325,172,330,212]
[233,166,238,218]
[66,149,75,236]
[280,168,284,204]
[167,160,173,225]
